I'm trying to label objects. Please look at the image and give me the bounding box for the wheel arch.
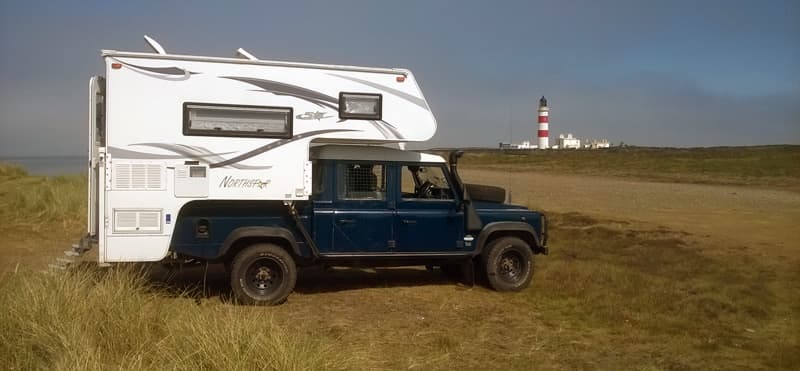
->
[215,226,301,261]
[475,222,542,256]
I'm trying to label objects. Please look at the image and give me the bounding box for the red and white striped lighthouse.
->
[537,96,549,149]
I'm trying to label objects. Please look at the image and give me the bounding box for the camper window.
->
[339,92,382,120]
[183,102,292,138]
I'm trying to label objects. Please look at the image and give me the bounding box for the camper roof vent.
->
[143,35,167,55]
[236,48,259,61]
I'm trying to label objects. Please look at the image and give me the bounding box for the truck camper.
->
[72,36,547,304]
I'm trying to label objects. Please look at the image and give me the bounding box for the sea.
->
[0,156,86,176]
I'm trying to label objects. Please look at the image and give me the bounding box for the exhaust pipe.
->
[448,151,483,233]
[448,150,464,188]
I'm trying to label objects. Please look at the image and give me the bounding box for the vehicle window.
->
[336,163,386,200]
[401,165,454,200]
[183,103,292,139]
[311,161,325,199]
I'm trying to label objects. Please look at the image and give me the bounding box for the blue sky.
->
[1,0,798,156]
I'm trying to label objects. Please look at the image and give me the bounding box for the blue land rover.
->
[169,145,548,304]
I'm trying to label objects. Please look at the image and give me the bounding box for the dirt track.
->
[461,169,800,265]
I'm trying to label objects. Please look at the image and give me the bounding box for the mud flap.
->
[459,259,475,286]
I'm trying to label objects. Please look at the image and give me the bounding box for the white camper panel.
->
[99,50,437,262]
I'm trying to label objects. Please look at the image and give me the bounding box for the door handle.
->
[337,219,356,224]
[401,219,417,225]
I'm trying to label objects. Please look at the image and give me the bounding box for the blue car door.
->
[395,164,464,252]
[330,162,394,253]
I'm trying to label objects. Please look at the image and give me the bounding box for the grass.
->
[1,156,798,369]
[0,266,353,371]
[533,214,799,369]
[1,213,796,370]
[455,145,800,189]
[0,163,85,233]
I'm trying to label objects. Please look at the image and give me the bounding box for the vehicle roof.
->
[101,50,409,76]
[311,145,446,163]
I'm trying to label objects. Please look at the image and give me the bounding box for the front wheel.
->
[482,236,534,292]
[230,243,297,305]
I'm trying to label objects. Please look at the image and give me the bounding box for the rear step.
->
[44,235,98,273]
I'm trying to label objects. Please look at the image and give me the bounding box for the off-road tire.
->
[482,236,534,292]
[230,243,297,305]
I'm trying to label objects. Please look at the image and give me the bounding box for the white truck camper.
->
[79,36,437,264]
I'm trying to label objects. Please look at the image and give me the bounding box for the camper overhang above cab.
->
[95,37,438,203]
[101,48,437,145]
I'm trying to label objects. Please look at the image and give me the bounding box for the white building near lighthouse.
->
[558,133,581,149]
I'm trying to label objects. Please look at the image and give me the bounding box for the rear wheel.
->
[482,236,534,292]
[230,243,297,305]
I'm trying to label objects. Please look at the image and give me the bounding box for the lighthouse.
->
[537,96,549,149]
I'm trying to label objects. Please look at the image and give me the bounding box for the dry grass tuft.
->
[0,265,352,371]
[0,163,86,232]
[0,163,29,179]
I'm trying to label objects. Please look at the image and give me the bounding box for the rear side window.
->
[336,163,386,200]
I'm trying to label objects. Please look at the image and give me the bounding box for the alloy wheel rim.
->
[497,250,524,283]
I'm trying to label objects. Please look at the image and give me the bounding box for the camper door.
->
[88,76,105,236]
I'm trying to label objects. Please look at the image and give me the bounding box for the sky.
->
[1,0,798,156]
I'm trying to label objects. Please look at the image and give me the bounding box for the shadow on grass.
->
[143,263,456,302]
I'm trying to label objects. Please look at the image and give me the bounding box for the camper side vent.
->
[113,209,163,234]
[113,163,164,190]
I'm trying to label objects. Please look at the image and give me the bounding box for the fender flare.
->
[474,221,541,256]
[215,226,301,259]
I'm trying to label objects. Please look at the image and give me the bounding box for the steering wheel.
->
[417,181,435,199]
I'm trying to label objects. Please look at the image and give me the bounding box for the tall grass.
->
[0,162,355,370]
[0,163,85,232]
[0,163,29,178]
[0,266,352,371]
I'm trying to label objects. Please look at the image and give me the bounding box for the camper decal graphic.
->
[296,111,333,121]
[113,59,198,80]
[108,129,360,169]
[221,76,404,140]
[327,73,430,111]
[109,144,271,170]
[219,176,270,189]
[222,76,338,110]
[207,128,359,168]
